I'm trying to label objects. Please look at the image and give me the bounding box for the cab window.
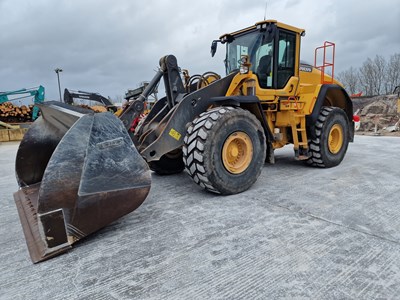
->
[255,42,274,88]
[277,31,296,89]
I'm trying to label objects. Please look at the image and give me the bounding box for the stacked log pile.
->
[0,102,34,123]
[78,104,108,112]
[0,102,110,124]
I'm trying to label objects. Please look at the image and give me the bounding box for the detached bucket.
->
[14,102,151,263]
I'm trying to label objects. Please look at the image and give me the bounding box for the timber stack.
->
[0,102,34,123]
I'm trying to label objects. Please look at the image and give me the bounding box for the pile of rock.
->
[352,94,399,134]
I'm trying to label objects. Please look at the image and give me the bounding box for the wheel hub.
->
[222,132,253,174]
[328,124,343,154]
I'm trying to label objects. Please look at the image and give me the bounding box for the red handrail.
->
[314,41,335,84]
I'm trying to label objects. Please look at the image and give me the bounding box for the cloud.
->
[1,0,399,101]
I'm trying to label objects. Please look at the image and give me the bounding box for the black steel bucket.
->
[14,102,151,263]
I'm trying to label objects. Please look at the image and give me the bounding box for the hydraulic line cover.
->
[14,102,151,263]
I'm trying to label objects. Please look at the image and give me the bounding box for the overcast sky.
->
[1,0,399,102]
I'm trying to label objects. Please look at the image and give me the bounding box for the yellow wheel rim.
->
[328,124,343,154]
[222,132,253,174]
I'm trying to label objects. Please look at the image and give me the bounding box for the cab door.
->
[255,29,300,99]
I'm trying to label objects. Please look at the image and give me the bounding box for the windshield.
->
[225,30,274,75]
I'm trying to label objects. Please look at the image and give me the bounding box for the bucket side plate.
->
[14,184,71,263]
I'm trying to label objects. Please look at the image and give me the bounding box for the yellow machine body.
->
[219,20,352,154]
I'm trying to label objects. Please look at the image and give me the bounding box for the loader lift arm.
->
[119,55,236,162]
[118,55,187,132]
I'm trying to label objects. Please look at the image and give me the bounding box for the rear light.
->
[353,115,360,131]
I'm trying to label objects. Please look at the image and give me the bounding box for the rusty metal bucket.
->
[14,102,151,263]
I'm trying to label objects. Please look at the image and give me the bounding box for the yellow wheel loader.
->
[14,20,354,262]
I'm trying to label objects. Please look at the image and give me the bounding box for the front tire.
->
[183,107,266,195]
[307,106,350,168]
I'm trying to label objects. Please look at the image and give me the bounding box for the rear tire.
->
[183,107,266,195]
[148,149,184,175]
[307,106,350,168]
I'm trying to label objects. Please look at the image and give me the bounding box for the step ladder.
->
[289,111,309,160]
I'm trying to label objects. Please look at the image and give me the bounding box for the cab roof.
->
[219,20,305,40]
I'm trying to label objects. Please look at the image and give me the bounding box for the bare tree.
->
[372,55,386,95]
[385,53,400,93]
[358,58,375,96]
[337,66,359,95]
[330,52,398,96]
[357,55,386,96]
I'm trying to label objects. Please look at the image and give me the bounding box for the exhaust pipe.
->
[14,102,151,263]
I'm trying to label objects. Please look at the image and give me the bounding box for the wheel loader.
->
[13,20,354,263]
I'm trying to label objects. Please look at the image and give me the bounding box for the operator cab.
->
[212,20,304,91]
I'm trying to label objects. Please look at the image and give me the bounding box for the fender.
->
[210,95,273,140]
[307,84,354,141]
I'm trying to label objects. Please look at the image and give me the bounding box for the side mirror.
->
[211,40,219,57]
